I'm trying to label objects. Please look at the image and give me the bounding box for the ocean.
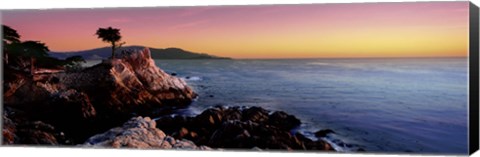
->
[85,58,469,153]
[154,58,469,154]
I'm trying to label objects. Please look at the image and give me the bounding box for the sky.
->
[1,1,470,59]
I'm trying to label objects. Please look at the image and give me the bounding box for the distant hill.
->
[49,46,230,60]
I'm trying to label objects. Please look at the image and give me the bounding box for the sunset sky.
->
[1,2,470,59]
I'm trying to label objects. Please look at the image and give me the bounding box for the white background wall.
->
[0,0,479,157]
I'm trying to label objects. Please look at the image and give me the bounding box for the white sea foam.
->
[296,128,355,152]
[183,76,202,81]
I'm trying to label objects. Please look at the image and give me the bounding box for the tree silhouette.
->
[21,41,50,75]
[65,55,86,64]
[2,25,21,65]
[63,55,86,72]
[95,27,124,59]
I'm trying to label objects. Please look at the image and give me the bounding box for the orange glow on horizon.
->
[2,2,469,59]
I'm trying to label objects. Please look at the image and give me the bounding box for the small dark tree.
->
[21,41,50,75]
[65,55,86,64]
[95,27,124,59]
[64,55,86,72]
[2,25,21,65]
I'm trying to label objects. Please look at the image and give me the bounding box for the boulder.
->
[269,111,301,130]
[193,107,225,128]
[242,106,269,124]
[314,129,335,137]
[84,116,210,150]
[223,106,242,121]
[207,120,304,149]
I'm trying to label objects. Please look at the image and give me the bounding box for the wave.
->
[183,76,202,81]
[306,62,332,66]
[295,126,361,152]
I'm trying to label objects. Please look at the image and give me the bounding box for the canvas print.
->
[1,1,476,155]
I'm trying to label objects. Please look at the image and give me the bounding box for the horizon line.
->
[218,56,469,60]
[50,45,468,60]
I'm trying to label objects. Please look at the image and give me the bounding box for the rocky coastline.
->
[3,48,337,151]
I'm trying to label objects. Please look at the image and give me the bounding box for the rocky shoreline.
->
[3,48,337,151]
[154,105,334,150]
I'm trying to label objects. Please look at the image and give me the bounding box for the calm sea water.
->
[87,58,469,154]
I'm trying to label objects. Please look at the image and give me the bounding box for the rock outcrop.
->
[57,48,197,115]
[3,48,197,144]
[155,106,334,151]
[84,116,211,150]
[2,108,71,145]
[2,111,17,144]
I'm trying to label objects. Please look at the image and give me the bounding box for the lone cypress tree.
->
[95,27,124,59]
[2,25,21,65]
[20,41,50,75]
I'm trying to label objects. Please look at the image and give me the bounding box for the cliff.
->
[56,48,197,115]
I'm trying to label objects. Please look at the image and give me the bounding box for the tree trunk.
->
[4,52,8,65]
[111,41,116,59]
[30,57,35,75]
